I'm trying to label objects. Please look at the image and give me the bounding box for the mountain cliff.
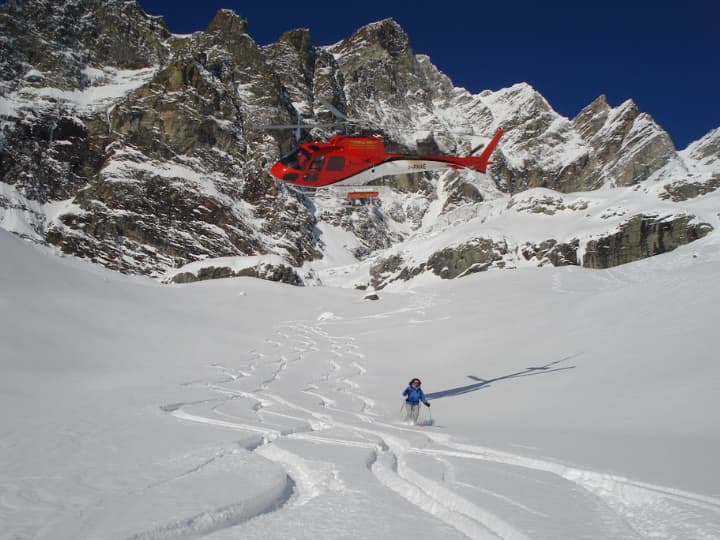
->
[1,1,718,285]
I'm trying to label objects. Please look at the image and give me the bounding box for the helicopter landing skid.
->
[320,186,390,199]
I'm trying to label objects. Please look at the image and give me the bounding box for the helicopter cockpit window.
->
[326,156,345,171]
[302,155,325,182]
[280,148,311,170]
[309,155,324,172]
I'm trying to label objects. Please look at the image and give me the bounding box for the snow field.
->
[1,229,720,539]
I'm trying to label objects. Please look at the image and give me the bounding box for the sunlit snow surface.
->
[1,229,719,539]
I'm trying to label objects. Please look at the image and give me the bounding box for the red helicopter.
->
[264,99,504,198]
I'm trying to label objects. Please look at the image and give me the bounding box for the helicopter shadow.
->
[425,354,581,400]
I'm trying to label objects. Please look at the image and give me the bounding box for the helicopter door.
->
[316,155,347,184]
[326,156,345,172]
[304,155,325,181]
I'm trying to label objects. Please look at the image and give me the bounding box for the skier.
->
[402,378,430,424]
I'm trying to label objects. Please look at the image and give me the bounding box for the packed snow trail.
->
[155,291,720,540]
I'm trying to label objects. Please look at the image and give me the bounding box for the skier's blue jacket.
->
[403,385,428,405]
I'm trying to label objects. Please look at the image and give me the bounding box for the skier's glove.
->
[425,402,431,407]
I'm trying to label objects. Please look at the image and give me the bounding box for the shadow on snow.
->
[425,355,580,400]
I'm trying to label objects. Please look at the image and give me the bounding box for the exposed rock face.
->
[0,113,102,205]
[369,254,420,290]
[0,0,172,241]
[427,239,509,278]
[506,193,589,215]
[315,199,399,258]
[369,238,510,289]
[170,262,302,285]
[1,1,718,286]
[583,215,713,269]
[1,0,320,276]
[369,211,714,287]
[333,19,432,105]
[488,89,677,194]
[0,0,169,93]
[660,177,720,202]
[576,99,676,188]
[682,128,720,163]
[663,128,720,201]
[521,239,579,267]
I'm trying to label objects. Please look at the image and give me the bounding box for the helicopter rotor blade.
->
[257,123,347,130]
[469,142,486,155]
[316,98,382,132]
[316,96,348,121]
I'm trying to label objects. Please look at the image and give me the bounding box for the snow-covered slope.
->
[2,227,719,539]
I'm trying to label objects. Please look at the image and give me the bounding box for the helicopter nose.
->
[270,163,299,183]
[270,162,286,180]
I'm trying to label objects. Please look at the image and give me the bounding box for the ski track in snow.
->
[154,291,720,540]
[122,479,295,540]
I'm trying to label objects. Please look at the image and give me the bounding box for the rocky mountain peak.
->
[478,83,558,154]
[613,98,640,122]
[325,18,435,124]
[591,94,609,109]
[278,28,313,54]
[572,94,610,140]
[331,18,411,61]
[205,8,249,36]
[356,18,409,57]
[260,27,321,124]
[682,127,720,161]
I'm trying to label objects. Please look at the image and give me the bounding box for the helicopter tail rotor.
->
[465,128,505,171]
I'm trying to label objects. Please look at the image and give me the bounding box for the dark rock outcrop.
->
[661,177,720,202]
[426,239,509,278]
[170,262,302,285]
[369,238,510,288]
[583,215,713,268]
[521,239,579,267]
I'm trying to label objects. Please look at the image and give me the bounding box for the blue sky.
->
[133,2,716,149]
